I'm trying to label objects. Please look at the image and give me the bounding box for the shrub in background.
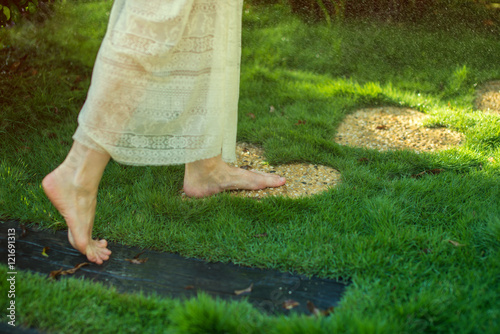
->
[287,0,497,25]
[0,0,55,28]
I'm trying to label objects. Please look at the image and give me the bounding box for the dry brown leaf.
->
[247,113,256,119]
[234,283,253,296]
[65,262,89,274]
[184,285,195,290]
[307,301,322,316]
[294,120,307,126]
[448,240,465,247]
[126,250,148,264]
[125,258,149,264]
[73,75,83,85]
[323,306,335,316]
[49,269,63,280]
[133,250,146,259]
[282,299,300,310]
[49,262,90,280]
[10,61,21,72]
[411,168,444,179]
[20,223,27,238]
[42,247,50,257]
[307,301,335,316]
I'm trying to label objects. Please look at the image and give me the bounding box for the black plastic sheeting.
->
[0,220,348,317]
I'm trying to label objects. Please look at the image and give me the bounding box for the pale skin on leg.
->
[42,142,112,265]
[43,141,286,264]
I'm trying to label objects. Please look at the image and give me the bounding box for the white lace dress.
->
[73,0,243,165]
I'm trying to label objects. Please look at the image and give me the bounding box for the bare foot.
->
[183,155,286,198]
[42,142,111,264]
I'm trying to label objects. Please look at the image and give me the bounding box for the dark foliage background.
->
[253,0,499,28]
[2,0,498,28]
[0,0,55,27]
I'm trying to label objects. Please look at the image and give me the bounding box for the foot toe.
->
[99,254,110,262]
[86,252,98,264]
[268,176,286,187]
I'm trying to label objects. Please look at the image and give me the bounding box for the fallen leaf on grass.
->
[448,240,465,247]
[358,157,370,164]
[269,105,275,113]
[307,301,335,317]
[483,19,495,26]
[411,168,444,179]
[16,146,30,152]
[9,54,28,73]
[125,250,148,264]
[10,61,21,72]
[235,283,253,296]
[42,247,50,257]
[247,113,256,119]
[73,75,84,85]
[294,120,307,126]
[282,299,300,310]
[49,262,89,280]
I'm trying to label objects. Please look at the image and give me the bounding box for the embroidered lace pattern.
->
[73,0,243,165]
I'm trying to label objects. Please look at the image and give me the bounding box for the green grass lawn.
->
[1,1,500,332]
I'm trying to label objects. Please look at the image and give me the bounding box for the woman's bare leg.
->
[183,155,286,198]
[42,141,111,264]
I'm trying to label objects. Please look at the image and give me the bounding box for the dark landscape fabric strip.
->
[0,220,348,316]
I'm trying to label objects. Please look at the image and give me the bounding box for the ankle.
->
[55,163,98,194]
[185,155,222,177]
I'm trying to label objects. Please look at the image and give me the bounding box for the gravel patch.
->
[475,80,500,113]
[229,143,341,199]
[333,107,464,152]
